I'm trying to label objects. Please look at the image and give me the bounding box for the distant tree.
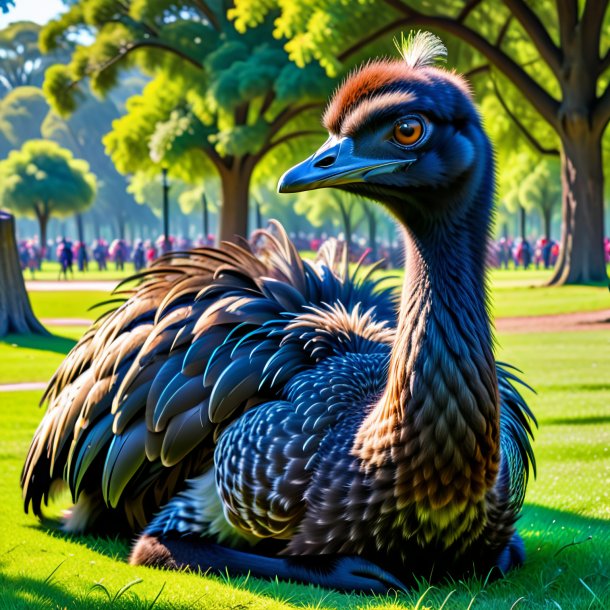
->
[177,182,220,239]
[0,22,70,97]
[0,79,150,239]
[40,0,331,242]
[250,182,304,234]
[0,87,49,156]
[41,90,147,237]
[296,190,363,248]
[520,161,561,241]
[0,140,96,248]
[234,0,610,284]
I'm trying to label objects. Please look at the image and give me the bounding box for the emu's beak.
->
[278,136,412,193]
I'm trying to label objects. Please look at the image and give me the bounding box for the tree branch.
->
[556,0,577,47]
[258,90,276,119]
[502,0,562,78]
[581,0,610,62]
[338,17,413,62]
[91,38,203,76]
[457,0,482,23]
[191,0,221,32]
[371,1,562,126]
[464,64,489,79]
[491,78,559,156]
[495,14,513,48]
[264,102,323,145]
[263,130,324,156]
[234,102,248,126]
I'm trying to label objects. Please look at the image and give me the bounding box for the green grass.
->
[23,261,137,282]
[1,324,609,608]
[374,268,609,317]
[28,291,118,321]
[22,269,610,326]
[491,284,610,317]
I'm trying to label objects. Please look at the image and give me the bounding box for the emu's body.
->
[22,34,535,592]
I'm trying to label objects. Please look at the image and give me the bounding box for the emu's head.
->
[279,32,493,232]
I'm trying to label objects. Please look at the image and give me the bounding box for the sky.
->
[0,0,65,29]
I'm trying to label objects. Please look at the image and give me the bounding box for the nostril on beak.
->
[313,154,337,169]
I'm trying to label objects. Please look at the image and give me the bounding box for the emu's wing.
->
[21,222,397,532]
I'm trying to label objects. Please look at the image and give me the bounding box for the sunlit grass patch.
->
[1,319,608,607]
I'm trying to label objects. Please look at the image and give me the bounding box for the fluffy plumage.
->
[22,32,536,592]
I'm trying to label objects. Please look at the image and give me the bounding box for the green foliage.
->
[0,139,96,220]
[0,87,49,154]
[0,21,66,96]
[41,1,332,235]
[295,189,363,240]
[520,161,561,215]
[42,64,82,117]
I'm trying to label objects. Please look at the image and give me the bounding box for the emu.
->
[22,32,535,593]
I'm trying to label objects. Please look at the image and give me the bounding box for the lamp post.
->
[161,167,170,253]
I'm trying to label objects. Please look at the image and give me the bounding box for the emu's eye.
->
[393,118,424,146]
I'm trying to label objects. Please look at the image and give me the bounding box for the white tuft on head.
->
[394,31,447,69]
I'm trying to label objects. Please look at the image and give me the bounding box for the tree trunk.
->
[338,201,352,252]
[117,213,126,240]
[76,213,85,244]
[217,160,252,243]
[367,208,378,260]
[0,211,49,337]
[519,205,526,240]
[254,198,263,230]
[37,211,49,258]
[549,136,607,285]
[541,207,552,242]
[202,193,209,240]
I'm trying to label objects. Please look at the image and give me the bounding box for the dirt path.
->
[0,382,47,393]
[41,317,93,326]
[495,308,610,333]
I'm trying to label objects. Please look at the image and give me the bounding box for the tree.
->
[520,161,561,241]
[295,190,363,248]
[177,182,220,239]
[233,0,610,284]
[0,22,69,97]
[0,211,48,337]
[0,140,96,248]
[40,88,148,238]
[0,87,49,157]
[40,0,331,242]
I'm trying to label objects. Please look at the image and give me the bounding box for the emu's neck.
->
[356,166,500,533]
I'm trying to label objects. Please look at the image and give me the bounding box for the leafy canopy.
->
[41,0,331,182]
[0,139,96,219]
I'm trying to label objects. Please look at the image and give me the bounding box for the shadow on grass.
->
[18,503,610,609]
[1,332,77,355]
[544,415,610,426]
[0,569,214,610]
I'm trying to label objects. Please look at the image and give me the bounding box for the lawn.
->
[1,313,609,608]
[23,261,138,282]
[23,266,610,324]
[28,291,113,321]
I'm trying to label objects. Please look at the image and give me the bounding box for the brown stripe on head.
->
[340,90,417,137]
[323,59,412,135]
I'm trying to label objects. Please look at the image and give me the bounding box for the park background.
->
[0,0,609,608]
